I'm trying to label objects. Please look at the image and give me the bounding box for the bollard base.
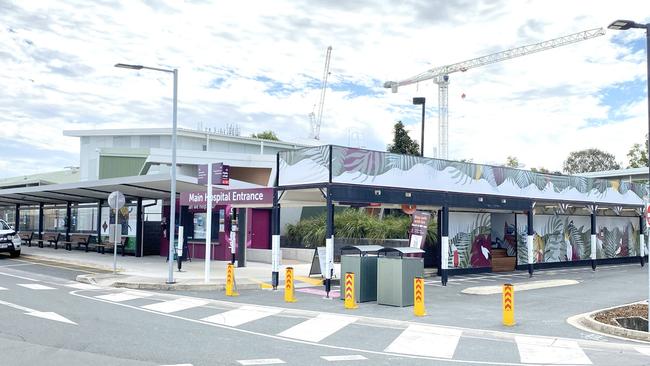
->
[441,270,448,286]
[272,271,279,290]
[527,264,533,278]
[641,256,645,267]
[591,259,597,271]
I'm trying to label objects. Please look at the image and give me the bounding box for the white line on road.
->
[278,313,357,342]
[95,291,153,302]
[17,283,56,290]
[142,297,209,313]
[160,364,193,366]
[321,355,368,361]
[65,283,101,290]
[384,324,461,359]
[0,286,6,290]
[515,335,591,365]
[0,271,40,281]
[0,299,77,325]
[202,305,282,327]
[237,359,285,365]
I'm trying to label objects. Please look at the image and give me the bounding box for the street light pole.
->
[115,63,179,284]
[413,97,426,157]
[608,19,650,331]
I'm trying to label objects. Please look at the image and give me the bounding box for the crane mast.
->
[311,46,332,140]
[384,27,605,159]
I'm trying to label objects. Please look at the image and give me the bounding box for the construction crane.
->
[384,27,606,159]
[309,46,332,140]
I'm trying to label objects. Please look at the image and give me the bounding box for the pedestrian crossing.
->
[1,280,648,365]
[82,289,650,365]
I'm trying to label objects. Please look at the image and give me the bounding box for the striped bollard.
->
[502,284,514,326]
[344,272,358,309]
[414,277,426,316]
[225,263,238,297]
[284,267,297,303]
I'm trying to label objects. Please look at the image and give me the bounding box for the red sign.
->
[198,163,230,185]
[180,188,274,208]
[646,204,650,227]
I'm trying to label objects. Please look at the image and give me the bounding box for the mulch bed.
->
[593,304,648,326]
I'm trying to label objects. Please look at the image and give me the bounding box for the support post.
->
[271,190,281,290]
[441,206,449,286]
[96,200,103,248]
[14,204,19,232]
[640,215,646,267]
[324,192,334,297]
[65,201,72,242]
[527,209,534,277]
[136,198,143,258]
[38,203,44,241]
[591,211,597,271]
[237,208,247,268]
[205,163,213,283]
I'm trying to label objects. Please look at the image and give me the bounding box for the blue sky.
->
[0,1,649,178]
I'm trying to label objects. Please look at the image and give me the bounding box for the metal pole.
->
[113,197,118,274]
[641,23,650,332]
[167,69,178,284]
[420,101,425,157]
[205,163,212,283]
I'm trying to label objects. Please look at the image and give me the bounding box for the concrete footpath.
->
[19,246,325,291]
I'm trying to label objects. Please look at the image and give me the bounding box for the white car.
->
[0,219,21,257]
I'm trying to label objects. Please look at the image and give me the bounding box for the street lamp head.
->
[413,97,426,105]
[384,81,399,93]
[115,63,143,70]
[608,20,645,30]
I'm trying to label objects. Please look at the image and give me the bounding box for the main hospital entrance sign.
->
[180,188,274,208]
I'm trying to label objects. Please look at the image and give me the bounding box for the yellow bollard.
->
[344,272,358,309]
[503,283,514,326]
[225,263,239,297]
[414,277,426,316]
[284,267,297,303]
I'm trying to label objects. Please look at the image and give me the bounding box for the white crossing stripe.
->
[142,297,209,313]
[202,305,282,327]
[321,355,367,361]
[17,284,56,290]
[160,364,193,366]
[237,359,285,365]
[0,287,7,290]
[65,283,101,290]
[278,313,357,342]
[635,347,650,356]
[384,324,461,359]
[515,336,591,365]
[95,291,153,302]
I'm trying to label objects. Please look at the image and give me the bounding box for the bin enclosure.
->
[377,247,425,307]
[340,245,383,303]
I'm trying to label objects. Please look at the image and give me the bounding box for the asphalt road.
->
[1,254,650,365]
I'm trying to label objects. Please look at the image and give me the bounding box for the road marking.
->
[65,283,101,290]
[321,355,367,361]
[384,324,461,359]
[462,279,579,295]
[202,305,282,327]
[95,291,153,302]
[515,335,591,364]
[237,359,285,365]
[278,313,357,342]
[0,271,40,281]
[160,364,193,366]
[142,297,209,313]
[635,347,650,356]
[17,283,56,290]
[0,287,6,290]
[0,299,77,325]
[295,275,324,286]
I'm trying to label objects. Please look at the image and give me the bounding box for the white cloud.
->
[0,0,649,179]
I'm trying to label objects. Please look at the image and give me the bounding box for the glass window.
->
[193,213,206,239]
[19,208,39,232]
[44,206,67,233]
[71,205,98,233]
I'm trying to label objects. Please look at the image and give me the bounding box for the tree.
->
[562,148,621,174]
[387,121,420,156]
[251,130,279,141]
[531,167,550,173]
[627,134,648,168]
[505,156,520,168]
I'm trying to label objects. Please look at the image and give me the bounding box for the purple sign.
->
[180,188,274,208]
[198,163,230,185]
